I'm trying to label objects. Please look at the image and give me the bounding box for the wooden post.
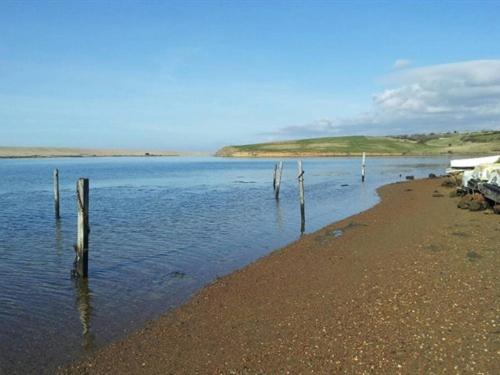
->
[275,161,283,199]
[361,152,366,182]
[76,178,89,278]
[298,160,305,233]
[53,169,60,219]
[273,163,277,191]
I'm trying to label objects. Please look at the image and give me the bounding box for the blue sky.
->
[1,1,499,151]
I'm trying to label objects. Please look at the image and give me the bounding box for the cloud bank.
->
[275,60,500,138]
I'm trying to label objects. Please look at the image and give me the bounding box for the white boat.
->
[449,155,500,169]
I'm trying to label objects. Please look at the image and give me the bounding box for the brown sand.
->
[61,178,499,374]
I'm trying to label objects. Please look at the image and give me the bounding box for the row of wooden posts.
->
[272,160,306,231]
[52,154,366,278]
[53,169,89,278]
[273,154,367,233]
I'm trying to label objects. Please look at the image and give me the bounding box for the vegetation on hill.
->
[215,130,500,157]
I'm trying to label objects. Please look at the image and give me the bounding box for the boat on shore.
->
[447,155,500,203]
[447,155,499,172]
[478,182,500,204]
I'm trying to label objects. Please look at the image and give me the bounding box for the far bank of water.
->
[0,156,450,373]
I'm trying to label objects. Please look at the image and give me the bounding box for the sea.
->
[0,156,450,373]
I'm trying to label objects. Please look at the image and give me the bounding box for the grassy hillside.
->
[216,131,500,157]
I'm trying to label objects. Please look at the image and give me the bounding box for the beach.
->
[59,177,499,374]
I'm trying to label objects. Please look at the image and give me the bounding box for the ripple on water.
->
[0,156,450,374]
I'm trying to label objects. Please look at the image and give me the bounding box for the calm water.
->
[0,156,449,373]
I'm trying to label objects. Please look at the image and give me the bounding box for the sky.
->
[1,0,499,151]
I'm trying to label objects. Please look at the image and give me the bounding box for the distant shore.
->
[215,149,452,158]
[61,177,499,374]
[0,147,205,159]
[215,131,500,157]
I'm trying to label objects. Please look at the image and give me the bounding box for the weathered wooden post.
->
[361,152,366,182]
[298,160,305,233]
[273,163,277,191]
[53,169,60,219]
[76,178,89,278]
[275,161,283,199]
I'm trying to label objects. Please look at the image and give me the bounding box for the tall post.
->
[76,178,89,278]
[273,163,277,191]
[53,169,60,219]
[361,152,366,182]
[298,160,305,233]
[275,161,283,199]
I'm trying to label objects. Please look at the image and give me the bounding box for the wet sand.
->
[61,177,499,374]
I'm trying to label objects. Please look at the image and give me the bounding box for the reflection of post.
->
[361,152,366,182]
[275,161,283,199]
[273,163,277,191]
[74,277,94,352]
[298,161,305,234]
[275,199,284,232]
[358,179,369,213]
[76,178,89,278]
[53,169,60,219]
[55,219,63,255]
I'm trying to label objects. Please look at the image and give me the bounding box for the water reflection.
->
[274,199,284,231]
[73,278,94,352]
[0,156,451,373]
[300,206,305,235]
[359,181,370,209]
[54,220,63,256]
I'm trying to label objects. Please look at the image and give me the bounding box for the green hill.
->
[215,131,500,157]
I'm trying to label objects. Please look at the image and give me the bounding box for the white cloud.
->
[275,60,500,138]
[393,59,411,69]
[268,119,339,138]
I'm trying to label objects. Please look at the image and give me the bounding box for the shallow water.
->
[0,156,450,373]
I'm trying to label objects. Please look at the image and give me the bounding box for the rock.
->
[493,205,500,214]
[472,192,485,202]
[328,229,343,238]
[468,201,484,211]
[428,173,437,179]
[432,193,444,198]
[457,194,473,209]
[441,179,456,187]
[466,250,482,261]
[405,175,414,180]
[449,190,458,198]
[461,194,473,200]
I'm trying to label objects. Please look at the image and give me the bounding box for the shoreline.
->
[61,177,498,373]
[0,147,209,159]
[214,152,496,158]
[0,154,180,159]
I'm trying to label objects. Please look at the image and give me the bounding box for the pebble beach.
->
[61,177,499,374]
